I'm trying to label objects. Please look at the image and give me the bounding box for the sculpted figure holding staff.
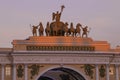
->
[50,5,66,36]
[52,5,65,23]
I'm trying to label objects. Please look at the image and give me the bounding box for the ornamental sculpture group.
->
[31,5,90,38]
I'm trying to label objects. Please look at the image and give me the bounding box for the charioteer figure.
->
[50,5,65,36]
[52,5,65,23]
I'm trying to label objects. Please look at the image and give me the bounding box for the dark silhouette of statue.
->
[69,22,75,37]
[52,5,65,23]
[50,5,65,36]
[30,5,91,37]
[75,23,82,37]
[45,22,50,36]
[63,22,69,36]
[52,11,61,23]
[32,25,38,36]
[81,26,89,38]
[38,22,44,36]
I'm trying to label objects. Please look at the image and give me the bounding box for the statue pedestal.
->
[12,36,110,51]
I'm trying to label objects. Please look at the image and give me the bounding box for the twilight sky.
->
[0,0,120,48]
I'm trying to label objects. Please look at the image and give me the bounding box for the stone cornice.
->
[11,51,120,64]
[0,54,12,64]
[1,51,120,65]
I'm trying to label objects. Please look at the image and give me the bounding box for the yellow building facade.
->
[0,36,120,80]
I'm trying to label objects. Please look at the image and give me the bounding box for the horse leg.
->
[82,33,84,38]
[46,32,48,36]
[41,31,43,36]
[67,32,69,36]
[46,31,48,36]
[53,31,56,36]
[32,32,34,36]
[47,32,49,36]
[72,31,75,37]
[39,31,42,36]
[74,32,77,37]
[42,31,43,36]
[73,32,75,37]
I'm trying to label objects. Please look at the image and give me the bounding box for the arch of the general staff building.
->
[1,5,120,80]
[1,39,120,80]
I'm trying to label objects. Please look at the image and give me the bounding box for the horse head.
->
[76,23,82,28]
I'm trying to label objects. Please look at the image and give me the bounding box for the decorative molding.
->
[0,56,11,64]
[28,64,44,79]
[11,53,120,64]
[99,65,106,78]
[81,64,95,79]
[0,52,120,65]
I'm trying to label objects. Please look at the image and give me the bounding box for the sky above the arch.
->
[0,0,120,48]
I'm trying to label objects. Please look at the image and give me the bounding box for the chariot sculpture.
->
[31,5,90,38]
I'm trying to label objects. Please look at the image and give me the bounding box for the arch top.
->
[36,66,87,80]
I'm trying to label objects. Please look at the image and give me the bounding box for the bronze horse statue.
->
[75,23,82,37]
[38,22,44,36]
[67,23,82,37]
[63,22,69,36]
[68,22,75,37]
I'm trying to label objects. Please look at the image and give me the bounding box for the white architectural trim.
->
[106,64,109,80]
[1,64,4,80]
[96,64,99,80]
[25,64,28,80]
[115,64,119,80]
[12,53,120,65]
[13,64,16,80]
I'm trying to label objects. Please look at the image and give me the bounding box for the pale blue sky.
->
[0,0,120,48]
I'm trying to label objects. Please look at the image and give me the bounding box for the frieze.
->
[1,52,120,64]
[12,54,119,64]
[0,56,11,64]
[112,58,120,63]
[26,46,95,51]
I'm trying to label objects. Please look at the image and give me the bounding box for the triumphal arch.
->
[0,5,120,80]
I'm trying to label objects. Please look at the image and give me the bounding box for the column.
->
[1,64,4,80]
[25,64,28,80]
[96,64,99,80]
[106,64,109,80]
[13,64,16,80]
[115,64,119,80]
